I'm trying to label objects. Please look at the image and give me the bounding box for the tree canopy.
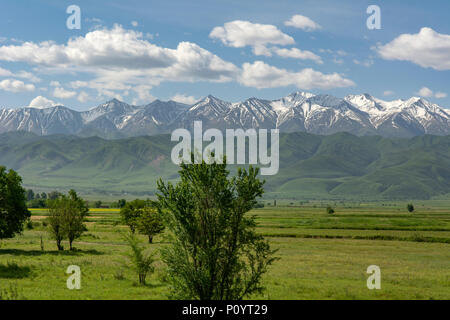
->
[0,166,30,240]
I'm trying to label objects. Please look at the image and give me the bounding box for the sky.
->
[0,0,449,110]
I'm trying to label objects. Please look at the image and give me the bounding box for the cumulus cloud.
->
[377,27,450,71]
[417,87,447,99]
[0,79,35,92]
[53,87,76,99]
[239,61,355,90]
[0,67,41,82]
[284,15,321,31]
[171,93,199,105]
[210,20,294,55]
[29,96,59,108]
[273,47,323,64]
[0,25,238,80]
[77,91,90,103]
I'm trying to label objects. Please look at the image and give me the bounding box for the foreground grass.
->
[1,205,449,300]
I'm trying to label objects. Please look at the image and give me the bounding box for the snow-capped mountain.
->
[0,92,449,138]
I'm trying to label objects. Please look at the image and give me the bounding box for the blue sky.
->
[0,0,449,110]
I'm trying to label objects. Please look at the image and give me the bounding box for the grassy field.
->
[0,204,449,300]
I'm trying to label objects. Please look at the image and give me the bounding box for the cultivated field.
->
[0,204,449,300]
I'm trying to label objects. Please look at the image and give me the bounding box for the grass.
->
[0,204,449,300]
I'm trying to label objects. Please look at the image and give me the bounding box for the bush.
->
[326,206,335,214]
[407,203,415,213]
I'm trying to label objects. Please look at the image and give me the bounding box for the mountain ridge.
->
[1,130,450,200]
[1,92,450,138]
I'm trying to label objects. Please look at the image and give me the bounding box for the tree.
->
[48,191,61,200]
[41,192,47,200]
[326,206,335,214]
[117,199,127,208]
[407,203,415,213]
[157,157,277,300]
[0,166,30,240]
[123,231,155,285]
[94,200,102,208]
[26,189,35,201]
[47,190,89,250]
[120,199,146,233]
[63,190,89,250]
[47,199,65,250]
[137,207,164,243]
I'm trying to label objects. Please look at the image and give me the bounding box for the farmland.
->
[0,203,449,300]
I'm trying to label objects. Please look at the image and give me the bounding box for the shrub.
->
[407,203,415,213]
[326,206,335,214]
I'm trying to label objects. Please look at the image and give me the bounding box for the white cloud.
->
[53,87,76,99]
[50,80,61,87]
[0,25,238,80]
[417,87,433,97]
[0,67,40,82]
[29,96,59,108]
[284,15,321,31]
[70,80,89,89]
[0,25,239,98]
[383,90,395,96]
[77,91,90,103]
[417,87,447,99]
[0,79,35,92]
[131,21,139,27]
[132,85,155,104]
[377,27,450,71]
[273,47,323,64]
[210,20,294,56]
[239,61,355,90]
[171,94,198,105]
[353,59,374,67]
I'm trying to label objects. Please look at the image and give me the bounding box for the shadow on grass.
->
[0,262,32,279]
[0,248,104,256]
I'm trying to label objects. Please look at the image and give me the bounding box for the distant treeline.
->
[25,189,127,209]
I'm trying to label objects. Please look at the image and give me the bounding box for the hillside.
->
[1,131,450,200]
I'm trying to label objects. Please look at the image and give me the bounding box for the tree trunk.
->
[57,239,63,251]
[148,235,153,243]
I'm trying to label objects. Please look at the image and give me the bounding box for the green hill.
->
[1,131,450,200]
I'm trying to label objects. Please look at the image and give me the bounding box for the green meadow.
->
[0,204,449,300]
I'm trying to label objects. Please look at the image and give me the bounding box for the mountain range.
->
[1,92,449,138]
[1,131,450,200]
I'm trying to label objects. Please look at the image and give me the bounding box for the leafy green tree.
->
[137,207,164,243]
[123,231,155,285]
[157,158,277,300]
[120,199,146,233]
[326,206,335,214]
[0,166,30,240]
[407,203,415,213]
[26,189,35,201]
[48,191,61,200]
[117,199,127,208]
[47,200,65,250]
[47,190,89,250]
[41,192,47,200]
[94,200,102,208]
